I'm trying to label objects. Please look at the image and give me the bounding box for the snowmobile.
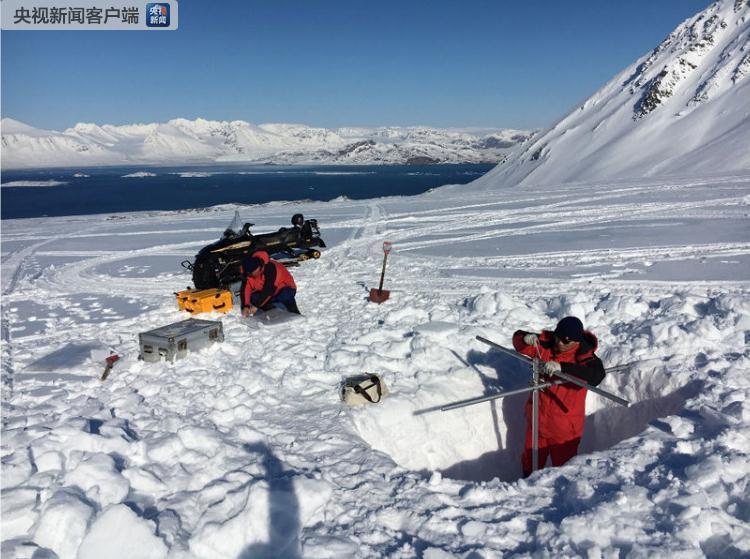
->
[183,211,326,289]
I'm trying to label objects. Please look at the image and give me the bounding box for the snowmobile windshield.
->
[223,210,244,238]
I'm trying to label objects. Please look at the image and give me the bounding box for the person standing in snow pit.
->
[240,251,300,316]
[512,316,605,477]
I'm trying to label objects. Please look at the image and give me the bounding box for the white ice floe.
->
[1,180,68,188]
[122,172,158,178]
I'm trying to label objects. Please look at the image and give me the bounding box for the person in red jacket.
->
[512,316,605,477]
[240,251,300,316]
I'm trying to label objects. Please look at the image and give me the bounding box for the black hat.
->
[241,256,263,274]
[554,316,584,342]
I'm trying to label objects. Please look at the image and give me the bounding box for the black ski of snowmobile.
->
[183,213,326,289]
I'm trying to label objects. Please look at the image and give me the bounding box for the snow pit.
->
[347,290,724,482]
[351,352,703,482]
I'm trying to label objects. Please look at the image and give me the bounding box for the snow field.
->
[2,173,750,557]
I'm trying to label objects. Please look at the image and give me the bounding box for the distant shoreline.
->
[0,163,494,220]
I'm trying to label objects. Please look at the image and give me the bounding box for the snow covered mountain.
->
[474,0,750,188]
[0,117,531,169]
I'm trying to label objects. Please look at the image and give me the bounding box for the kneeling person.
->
[240,251,300,316]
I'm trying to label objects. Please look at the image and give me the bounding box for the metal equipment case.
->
[175,287,233,314]
[139,318,224,363]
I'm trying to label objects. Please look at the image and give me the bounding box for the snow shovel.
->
[100,354,120,381]
[369,241,393,304]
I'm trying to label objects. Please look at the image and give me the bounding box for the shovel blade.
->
[369,288,390,304]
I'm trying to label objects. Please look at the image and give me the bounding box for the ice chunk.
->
[77,505,167,559]
[33,488,95,559]
[1,488,39,539]
[63,453,130,507]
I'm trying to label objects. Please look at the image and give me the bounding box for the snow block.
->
[33,488,95,559]
[77,505,167,559]
[63,453,130,508]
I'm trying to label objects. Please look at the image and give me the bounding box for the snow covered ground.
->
[2,171,749,558]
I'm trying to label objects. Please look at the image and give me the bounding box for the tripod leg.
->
[531,358,543,474]
[532,387,539,473]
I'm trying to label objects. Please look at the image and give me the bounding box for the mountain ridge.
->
[473,0,750,189]
[0,117,532,169]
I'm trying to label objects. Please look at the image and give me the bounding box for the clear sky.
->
[1,0,711,131]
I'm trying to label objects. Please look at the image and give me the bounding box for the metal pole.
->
[531,358,541,473]
[551,370,630,407]
[439,381,560,411]
[476,336,532,363]
[475,335,630,407]
[605,361,641,373]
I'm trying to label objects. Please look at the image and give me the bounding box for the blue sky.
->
[2,0,710,131]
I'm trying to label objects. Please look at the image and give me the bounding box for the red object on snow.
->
[101,354,120,381]
[369,242,393,304]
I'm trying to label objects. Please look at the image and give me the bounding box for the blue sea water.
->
[0,164,494,220]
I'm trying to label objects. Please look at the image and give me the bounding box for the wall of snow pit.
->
[345,289,744,482]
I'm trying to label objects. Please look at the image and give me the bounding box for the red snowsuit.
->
[241,251,297,310]
[512,329,605,477]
